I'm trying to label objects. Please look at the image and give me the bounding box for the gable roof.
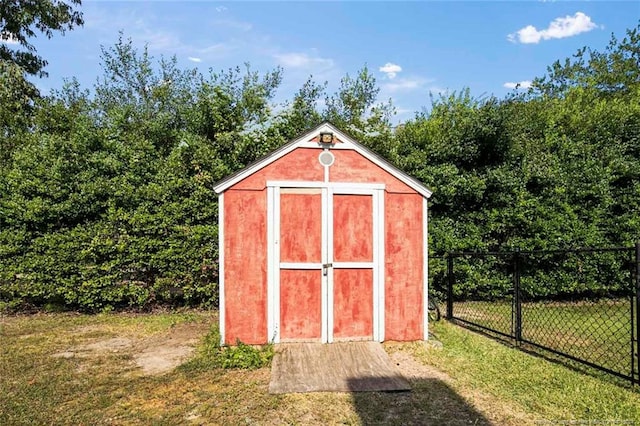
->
[213,122,433,198]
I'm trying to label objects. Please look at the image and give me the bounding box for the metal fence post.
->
[447,254,454,320]
[635,242,640,385]
[513,249,523,343]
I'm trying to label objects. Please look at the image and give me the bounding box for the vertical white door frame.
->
[266,186,280,343]
[423,196,430,340]
[320,187,329,343]
[267,181,385,343]
[218,193,225,345]
[326,186,335,343]
[375,189,385,342]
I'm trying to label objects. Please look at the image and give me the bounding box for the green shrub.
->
[182,326,274,372]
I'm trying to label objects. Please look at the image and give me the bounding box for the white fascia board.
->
[350,146,433,199]
[321,123,433,198]
[213,122,433,199]
[212,127,318,193]
[213,141,300,193]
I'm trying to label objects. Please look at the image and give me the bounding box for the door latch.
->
[322,263,333,276]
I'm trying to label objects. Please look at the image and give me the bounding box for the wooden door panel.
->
[280,193,322,263]
[276,189,377,343]
[280,270,322,341]
[332,193,374,340]
[332,195,373,262]
[279,191,323,341]
[333,269,373,339]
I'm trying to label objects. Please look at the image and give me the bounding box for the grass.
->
[452,299,634,377]
[422,321,640,424]
[1,310,639,425]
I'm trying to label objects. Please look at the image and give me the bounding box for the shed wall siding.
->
[330,150,415,193]
[384,193,424,340]
[231,148,324,190]
[223,189,268,344]
[222,144,427,344]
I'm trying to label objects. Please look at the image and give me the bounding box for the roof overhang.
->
[213,122,433,198]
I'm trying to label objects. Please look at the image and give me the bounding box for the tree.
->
[0,0,84,167]
[0,0,83,78]
[0,60,38,162]
[260,77,326,153]
[532,22,640,98]
[324,66,394,133]
[324,66,398,159]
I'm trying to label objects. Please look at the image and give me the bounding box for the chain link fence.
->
[430,244,640,385]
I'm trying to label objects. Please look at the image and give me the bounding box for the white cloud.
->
[1,32,19,45]
[508,12,597,44]
[274,52,334,70]
[215,6,228,13]
[504,80,532,89]
[188,56,202,63]
[83,5,242,62]
[379,62,402,79]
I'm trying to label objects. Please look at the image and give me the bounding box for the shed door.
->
[270,185,383,343]
[331,193,374,341]
[278,189,324,342]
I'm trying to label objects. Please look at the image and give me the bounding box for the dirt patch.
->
[133,321,205,375]
[52,321,209,375]
[84,337,134,352]
[52,337,134,358]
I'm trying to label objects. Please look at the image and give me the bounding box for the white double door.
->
[267,182,385,343]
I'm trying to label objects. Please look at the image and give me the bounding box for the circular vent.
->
[318,151,335,166]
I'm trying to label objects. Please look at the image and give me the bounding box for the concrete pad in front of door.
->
[269,341,411,394]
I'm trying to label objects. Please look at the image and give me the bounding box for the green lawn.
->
[452,298,634,379]
[421,321,640,424]
[1,310,639,425]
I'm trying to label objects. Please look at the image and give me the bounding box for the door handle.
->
[322,263,333,276]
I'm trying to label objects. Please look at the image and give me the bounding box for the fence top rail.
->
[434,246,634,258]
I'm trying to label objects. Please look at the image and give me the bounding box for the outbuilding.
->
[213,122,433,345]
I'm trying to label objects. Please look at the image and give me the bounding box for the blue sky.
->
[16,1,640,122]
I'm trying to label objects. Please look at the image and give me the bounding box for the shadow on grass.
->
[448,318,516,347]
[516,343,637,389]
[347,376,490,425]
[451,320,637,390]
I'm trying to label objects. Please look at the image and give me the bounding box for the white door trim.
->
[423,196,430,340]
[375,189,385,342]
[326,186,335,343]
[218,193,225,345]
[268,180,384,190]
[266,186,279,343]
[321,186,329,343]
[267,181,385,343]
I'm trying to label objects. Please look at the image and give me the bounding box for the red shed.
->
[214,123,433,345]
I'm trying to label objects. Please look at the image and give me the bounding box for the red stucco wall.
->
[384,193,424,341]
[223,189,267,344]
[232,148,324,190]
[222,144,425,344]
[330,149,415,193]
